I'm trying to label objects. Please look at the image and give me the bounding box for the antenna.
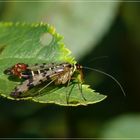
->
[83,66,126,96]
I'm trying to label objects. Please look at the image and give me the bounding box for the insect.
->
[4,62,86,103]
[4,62,126,103]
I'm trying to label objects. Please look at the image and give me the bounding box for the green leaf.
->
[0,22,107,106]
[100,114,140,138]
[1,2,120,59]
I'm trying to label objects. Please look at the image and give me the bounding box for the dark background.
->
[0,1,140,138]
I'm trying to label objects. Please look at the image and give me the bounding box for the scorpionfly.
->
[4,62,125,103]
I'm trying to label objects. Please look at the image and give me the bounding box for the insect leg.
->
[66,82,75,104]
[77,82,86,101]
[37,78,56,93]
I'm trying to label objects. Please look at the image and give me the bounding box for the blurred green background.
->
[0,1,140,138]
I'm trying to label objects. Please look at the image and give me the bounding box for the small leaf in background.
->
[100,114,140,138]
[0,22,107,106]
